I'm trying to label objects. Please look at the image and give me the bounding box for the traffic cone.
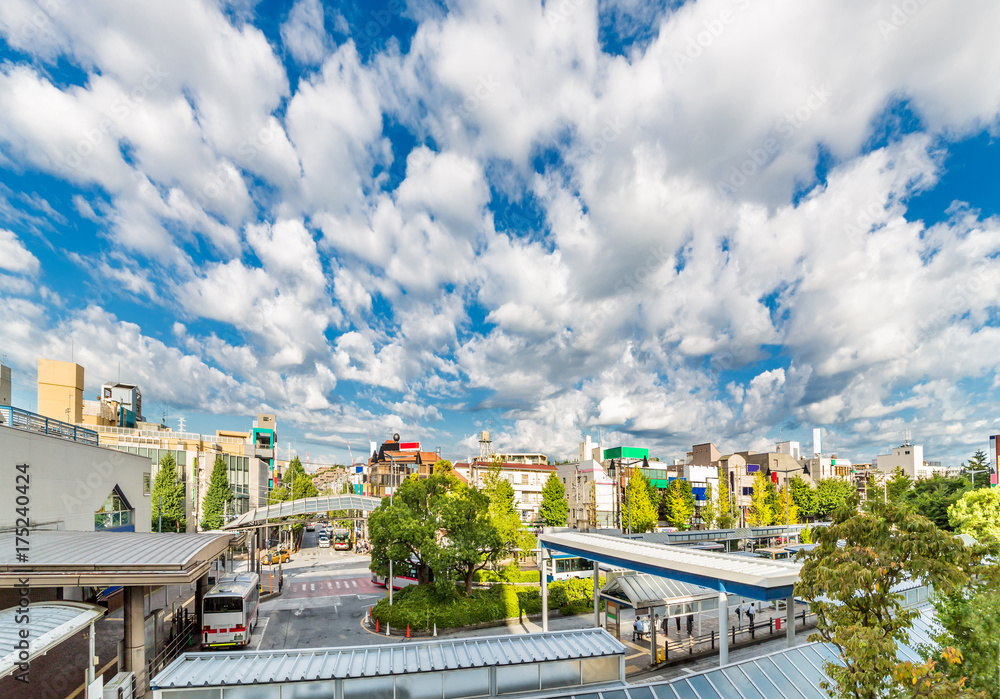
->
[376,619,379,632]
[406,624,410,638]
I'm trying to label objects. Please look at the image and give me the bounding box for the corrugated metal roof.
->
[0,602,105,679]
[152,628,625,689]
[541,533,802,589]
[0,531,232,570]
[603,573,717,608]
[225,495,383,529]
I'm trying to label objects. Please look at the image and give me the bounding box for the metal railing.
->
[0,405,99,446]
[148,609,198,678]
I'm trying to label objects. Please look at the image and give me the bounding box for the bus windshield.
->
[333,529,350,542]
[205,596,243,614]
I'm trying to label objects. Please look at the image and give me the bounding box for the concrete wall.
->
[0,426,152,532]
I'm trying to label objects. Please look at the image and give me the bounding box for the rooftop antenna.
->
[177,416,186,433]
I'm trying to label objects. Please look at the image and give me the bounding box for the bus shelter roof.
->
[0,602,105,679]
[0,531,233,586]
[152,628,625,688]
[224,495,383,530]
[602,573,719,613]
[540,532,801,601]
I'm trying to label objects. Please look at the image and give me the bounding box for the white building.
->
[1,408,151,533]
[876,442,941,479]
[454,461,558,523]
[801,455,853,480]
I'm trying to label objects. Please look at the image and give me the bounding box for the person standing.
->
[747,601,756,628]
[633,616,641,642]
[735,600,743,631]
[661,613,670,639]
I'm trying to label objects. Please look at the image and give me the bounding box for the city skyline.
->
[1,0,999,466]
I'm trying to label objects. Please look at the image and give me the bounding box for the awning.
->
[0,602,105,679]
[602,573,719,615]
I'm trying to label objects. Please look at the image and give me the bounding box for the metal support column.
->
[123,586,147,696]
[786,595,795,647]
[718,591,728,667]
[540,552,548,632]
[87,620,96,686]
[593,563,600,628]
[194,572,209,645]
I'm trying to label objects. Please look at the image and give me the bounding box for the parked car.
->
[317,534,331,548]
[306,523,315,532]
[260,549,291,566]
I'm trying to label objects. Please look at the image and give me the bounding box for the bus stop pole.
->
[593,563,600,628]
[718,591,729,667]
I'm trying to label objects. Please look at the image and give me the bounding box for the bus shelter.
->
[600,573,726,641]
[539,532,802,668]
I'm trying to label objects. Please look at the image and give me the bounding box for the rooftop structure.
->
[224,495,382,529]
[0,404,98,446]
[0,602,105,680]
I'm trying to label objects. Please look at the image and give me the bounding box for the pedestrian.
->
[686,613,693,636]
[747,601,756,627]
[661,613,670,638]
[735,601,743,630]
[633,616,641,642]
[641,615,650,641]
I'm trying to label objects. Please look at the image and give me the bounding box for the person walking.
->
[686,613,694,636]
[735,600,743,631]
[747,601,756,634]
[661,613,670,639]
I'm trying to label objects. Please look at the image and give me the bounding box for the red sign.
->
[399,441,420,450]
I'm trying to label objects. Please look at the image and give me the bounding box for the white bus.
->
[371,557,424,590]
[202,572,260,649]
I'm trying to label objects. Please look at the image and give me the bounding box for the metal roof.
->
[603,573,717,609]
[541,533,801,600]
[538,606,941,699]
[152,628,626,689]
[0,531,232,587]
[225,494,383,529]
[0,602,105,679]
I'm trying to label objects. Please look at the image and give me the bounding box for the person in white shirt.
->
[735,601,743,630]
[747,601,756,626]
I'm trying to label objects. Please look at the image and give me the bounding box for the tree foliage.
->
[949,487,1000,547]
[901,475,973,531]
[625,468,658,533]
[539,473,568,526]
[268,456,319,502]
[151,452,186,533]
[715,468,735,529]
[200,455,233,531]
[886,466,914,502]
[747,471,774,526]
[482,461,535,558]
[700,482,717,529]
[790,475,817,518]
[796,500,977,699]
[775,484,799,526]
[665,478,695,530]
[813,478,856,519]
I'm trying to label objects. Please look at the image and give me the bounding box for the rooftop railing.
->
[0,405,99,446]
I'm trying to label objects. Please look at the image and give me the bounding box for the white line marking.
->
[310,583,315,591]
[327,582,333,589]
[336,581,341,588]
[351,580,358,587]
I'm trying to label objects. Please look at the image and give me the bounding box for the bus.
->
[202,572,260,648]
[371,557,425,590]
[755,546,793,560]
[546,554,595,582]
[333,527,352,551]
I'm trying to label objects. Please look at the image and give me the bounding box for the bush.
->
[471,566,541,584]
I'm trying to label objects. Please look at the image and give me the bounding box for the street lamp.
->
[388,453,396,606]
[968,468,989,488]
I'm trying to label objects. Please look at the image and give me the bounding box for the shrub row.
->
[471,565,541,584]
[370,576,604,630]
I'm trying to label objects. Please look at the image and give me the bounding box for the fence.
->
[148,608,198,678]
[0,405,99,445]
[642,609,817,662]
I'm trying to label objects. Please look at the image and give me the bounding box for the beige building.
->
[454,460,558,524]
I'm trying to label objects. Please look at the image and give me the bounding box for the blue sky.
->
[1,0,999,468]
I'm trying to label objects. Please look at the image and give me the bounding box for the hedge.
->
[472,566,541,584]
[370,576,604,630]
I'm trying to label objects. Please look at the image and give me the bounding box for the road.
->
[254,528,390,649]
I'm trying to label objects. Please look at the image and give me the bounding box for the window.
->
[522,473,529,485]
[94,487,134,531]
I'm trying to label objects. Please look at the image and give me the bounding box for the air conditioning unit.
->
[103,672,135,699]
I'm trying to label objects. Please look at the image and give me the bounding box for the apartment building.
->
[454,460,558,524]
[366,436,441,496]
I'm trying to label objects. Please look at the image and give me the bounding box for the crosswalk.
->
[283,576,381,599]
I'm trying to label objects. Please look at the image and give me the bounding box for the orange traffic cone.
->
[406,624,410,638]
[376,619,380,632]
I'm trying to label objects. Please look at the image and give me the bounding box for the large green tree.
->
[268,456,319,503]
[790,475,817,518]
[814,478,856,519]
[200,455,233,531]
[665,478,695,530]
[886,466,913,502]
[796,500,976,699]
[901,475,971,531]
[949,487,1000,547]
[624,469,658,533]
[539,472,568,526]
[436,482,505,596]
[747,472,774,526]
[482,461,535,559]
[151,453,186,532]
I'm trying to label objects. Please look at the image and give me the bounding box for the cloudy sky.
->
[1,0,998,468]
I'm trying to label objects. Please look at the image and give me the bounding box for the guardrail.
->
[0,405,99,446]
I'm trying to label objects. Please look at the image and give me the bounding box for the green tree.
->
[625,469,658,533]
[268,456,319,503]
[700,482,717,529]
[790,475,817,518]
[715,469,735,529]
[949,487,1000,547]
[200,455,233,531]
[796,500,976,699]
[776,484,799,526]
[368,471,452,586]
[886,466,913,502]
[814,478,856,519]
[665,478,695,530]
[482,461,535,559]
[932,558,1000,698]
[151,453,186,533]
[539,473,568,526]
[902,475,971,531]
[747,472,774,526]
[436,482,505,596]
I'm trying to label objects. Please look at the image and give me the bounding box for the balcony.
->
[0,405,99,446]
[255,446,274,459]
